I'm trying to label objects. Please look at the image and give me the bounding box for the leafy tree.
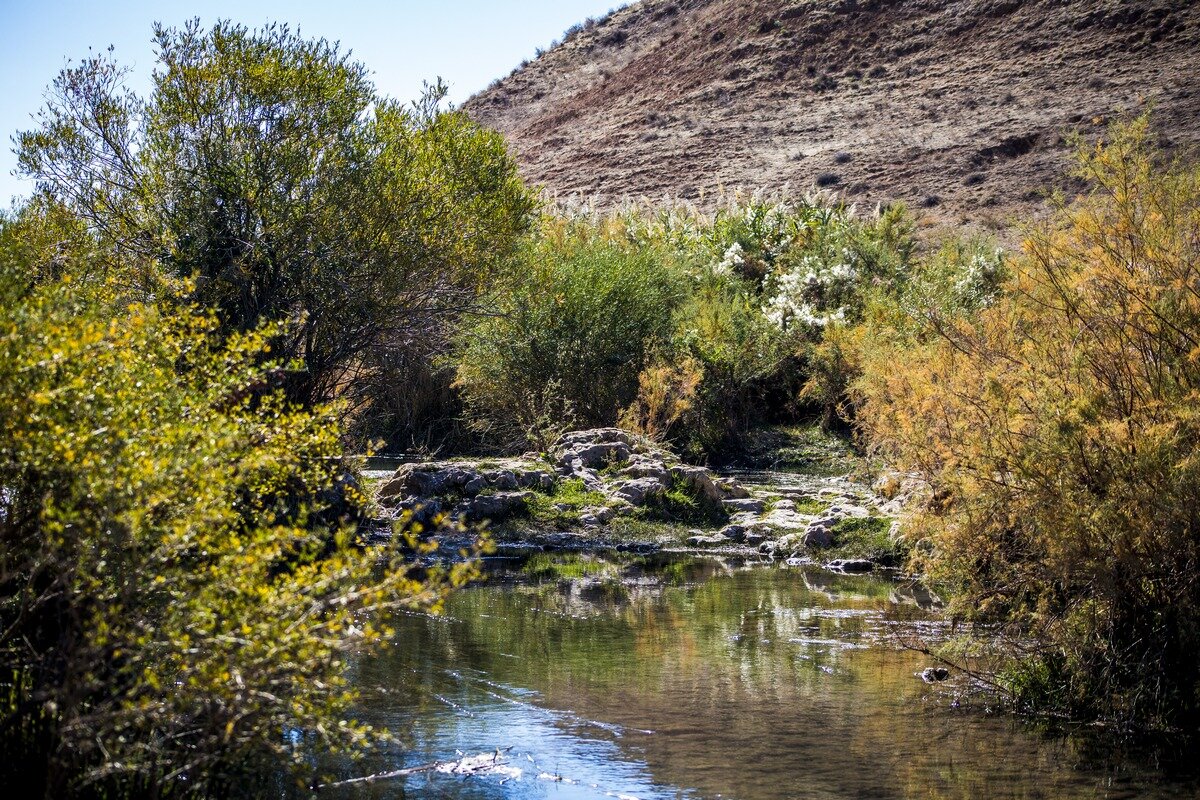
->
[856,117,1200,729]
[0,210,478,797]
[17,20,533,412]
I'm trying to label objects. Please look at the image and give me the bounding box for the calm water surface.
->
[324,552,1200,799]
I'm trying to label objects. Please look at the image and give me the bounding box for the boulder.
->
[485,469,519,490]
[802,523,834,549]
[555,428,636,470]
[621,454,671,483]
[377,463,446,502]
[579,505,615,526]
[518,470,555,491]
[670,465,725,503]
[459,491,533,522]
[718,524,747,542]
[723,497,766,513]
[686,533,730,547]
[613,477,667,505]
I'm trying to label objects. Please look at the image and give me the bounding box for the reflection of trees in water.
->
[345,555,1193,800]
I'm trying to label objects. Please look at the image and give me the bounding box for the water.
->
[322,553,1200,799]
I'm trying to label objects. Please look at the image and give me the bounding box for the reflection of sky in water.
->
[366,669,683,799]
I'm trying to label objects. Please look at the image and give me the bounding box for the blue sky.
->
[0,0,621,204]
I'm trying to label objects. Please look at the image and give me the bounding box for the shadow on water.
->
[318,552,1200,800]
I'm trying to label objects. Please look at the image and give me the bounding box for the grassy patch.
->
[640,479,728,526]
[525,478,610,528]
[740,424,859,475]
[828,516,906,566]
[791,496,829,515]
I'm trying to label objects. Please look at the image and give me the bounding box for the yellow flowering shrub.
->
[0,228,477,796]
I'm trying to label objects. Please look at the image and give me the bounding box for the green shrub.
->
[453,229,683,448]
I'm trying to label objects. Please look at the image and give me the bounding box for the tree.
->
[17,20,533,412]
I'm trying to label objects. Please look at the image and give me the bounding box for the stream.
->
[320,551,1200,799]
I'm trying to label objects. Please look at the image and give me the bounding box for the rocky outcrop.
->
[371,428,902,568]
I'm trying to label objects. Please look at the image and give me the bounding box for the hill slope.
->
[464,0,1200,223]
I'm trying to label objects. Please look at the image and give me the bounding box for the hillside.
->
[464,0,1200,223]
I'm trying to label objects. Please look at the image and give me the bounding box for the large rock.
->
[458,491,534,522]
[669,465,724,503]
[378,463,447,502]
[687,533,730,547]
[555,428,636,470]
[723,497,766,514]
[613,477,667,505]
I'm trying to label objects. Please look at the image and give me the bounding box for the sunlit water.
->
[320,553,1200,799]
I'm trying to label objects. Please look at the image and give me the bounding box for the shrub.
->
[452,229,683,448]
[856,117,1200,729]
[0,232,477,795]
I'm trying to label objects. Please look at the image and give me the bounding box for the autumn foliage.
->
[856,117,1200,728]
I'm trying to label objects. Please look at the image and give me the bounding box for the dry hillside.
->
[464,0,1200,223]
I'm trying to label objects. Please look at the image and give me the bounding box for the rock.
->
[827,558,874,573]
[686,533,730,547]
[485,469,519,490]
[717,479,750,499]
[722,498,766,513]
[556,428,634,448]
[615,541,660,554]
[561,460,606,491]
[460,491,533,522]
[621,454,671,482]
[613,477,666,505]
[377,463,446,502]
[718,524,746,542]
[802,523,834,548]
[518,470,555,491]
[742,531,768,546]
[579,505,615,526]
[670,465,725,503]
[920,667,950,683]
[462,476,487,496]
[391,497,443,528]
[773,499,796,511]
[555,428,636,469]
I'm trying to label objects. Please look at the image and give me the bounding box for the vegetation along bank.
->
[2,15,1199,799]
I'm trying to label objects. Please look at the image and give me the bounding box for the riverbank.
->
[367,427,918,573]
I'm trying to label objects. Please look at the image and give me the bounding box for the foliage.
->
[17,20,533,417]
[0,233,478,796]
[855,116,1200,729]
[452,224,683,449]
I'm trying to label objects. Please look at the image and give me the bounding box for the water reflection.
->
[321,553,1200,799]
